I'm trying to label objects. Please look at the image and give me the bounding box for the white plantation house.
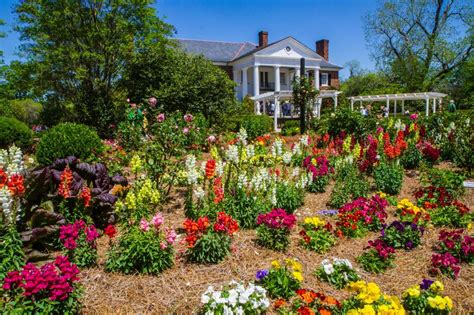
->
[177,31,343,129]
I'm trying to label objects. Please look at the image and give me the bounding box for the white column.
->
[242,68,248,98]
[274,66,280,92]
[350,98,354,111]
[394,99,397,116]
[315,68,320,89]
[425,97,429,116]
[386,97,390,117]
[253,66,259,96]
[255,101,261,115]
[273,95,279,131]
[432,98,436,113]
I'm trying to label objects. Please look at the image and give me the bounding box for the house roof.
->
[175,39,257,63]
[175,37,342,69]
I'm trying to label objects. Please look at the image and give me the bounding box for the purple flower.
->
[317,209,338,216]
[405,241,414,250]
[420,279,434,290]
[256,269,269,281]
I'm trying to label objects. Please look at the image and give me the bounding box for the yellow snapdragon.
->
[130,154,142,174]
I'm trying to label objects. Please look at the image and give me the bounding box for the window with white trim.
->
[321,73,329,86]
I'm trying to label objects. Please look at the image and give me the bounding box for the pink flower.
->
[157,113,165,122]
[160,241,168,250]
[410,113,418,120]
[140,218,150,232]
[183,127,189,134]
[148,97,157,108]
[207,135,216,143]
[184,114,193,122]
[151,213,164,229]
[165,228,177,244]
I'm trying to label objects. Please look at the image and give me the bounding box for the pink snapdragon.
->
[157,113,165,122]
[184,114,193,122]
[151,213,164,229]
[165,228,177,244]
[140,218,150,232]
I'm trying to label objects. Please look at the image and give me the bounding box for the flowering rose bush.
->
[255,258,303,299]
[314,258,360,289]
[402,280,453,314]
[59,220,99,267]
[277,288,341,315]
[256,208,296,251]
[381,221,424,250]
[1,256,82,313]
[184,212,238,264]
[105,212,176,274]
[303,155,333,193]
[336,195,388,238]
[343,280,405,314]
[299,216,336,253]
[429,229,473,279]
[357,239,396,273]
[200,281,269,315]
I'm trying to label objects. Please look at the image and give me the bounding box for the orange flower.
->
[7,174,25,197]
[205,159,216,179]
[79,186,92,207]
[319,308,332,315]
[274,299,286,308]
[324,296,339,306]
[58,166,73,198]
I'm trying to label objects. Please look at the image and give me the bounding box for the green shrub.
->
[275,183,304,214]
[8,99,43,125]
[226,115,272,139]
[226,190,270,229]
[373,162,404,195]
[312,109,376,139]
[0,116,33,150]
[36,123,104,165]
[400,142,423,169]
[329,163,370,208]
[421,168,465,199]
[281,120,300,136]
[187,232,231,264]
[105,226,174,275]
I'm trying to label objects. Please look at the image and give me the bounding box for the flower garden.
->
[0,102,473,314]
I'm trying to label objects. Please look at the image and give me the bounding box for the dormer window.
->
[321,73,329,86]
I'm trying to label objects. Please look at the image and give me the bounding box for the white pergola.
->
[251,90,342,131]
[348,92,447,117]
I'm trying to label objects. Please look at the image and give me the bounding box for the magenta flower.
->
[151,213,164,229]
[157,113,165,122]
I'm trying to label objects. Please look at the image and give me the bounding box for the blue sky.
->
[0,0,377,79]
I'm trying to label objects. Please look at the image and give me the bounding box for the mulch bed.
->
[79,170,474,314]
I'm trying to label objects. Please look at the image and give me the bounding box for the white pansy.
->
[323,263,335,275]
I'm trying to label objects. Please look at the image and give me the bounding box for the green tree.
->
[364,0,473,91]
[14,0,173,135]
[340,72,403,97]
[124,48,237,126]
[444,56,474,106]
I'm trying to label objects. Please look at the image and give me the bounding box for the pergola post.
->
[402,100,405,114]
[350,98,354,111]
[273,94,279,131]
[386,96,390,117]
[255,101,261,115]
[425,96,429,117]
[432,98,436,113]
[394,99,397,116]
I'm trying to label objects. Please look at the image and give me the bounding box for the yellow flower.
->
[292,261,303,272]
[430,281,444,293]
[358,305,375,315]
[403,286,420,298]
[304,217,325,228]
[271,260,280,269]
[347,310,359,315]
[378,191,387,199]
[130,154,142,174]
[348,280,367,292]
[444,296,453,310]
[210,147,219,160]
[428,295,447,310]
[292,271,303,282]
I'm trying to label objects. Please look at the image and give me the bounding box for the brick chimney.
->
[258,31,268,48]
[316,39,329,60]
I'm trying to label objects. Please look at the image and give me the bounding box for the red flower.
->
[104,225,117,238]
[205,159,216,179]
[7,174,25,196]
[213,177,224,204]
[58,166,73,198]
[79,186,91,207]
[0,169,7,187]
[213,212,239,236]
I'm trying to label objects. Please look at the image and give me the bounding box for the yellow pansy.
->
[430,281,444,293]
[303,216,325,228]
[271,260,280,269]
[358,305,376,315]
[428,295,447,310]
[347,310,359,315]
[444,296,453,309]
[291,261,303,272]
[292,271,304,282]
[403,286,420,298]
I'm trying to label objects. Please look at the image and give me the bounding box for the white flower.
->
[292,167,300,178]
[185,155,198,185]
[271,186,277,206]
[237,174,248,189]
[201,293,211,304]
[300,135,309,146]
[323,263,335,275]
[237,128,248,145]
[246,145,255,159]
[226,145,239,164]
[0,187,13,223]
[216,160,224,177]
[194,187,205,200]
[282,152,292,165]
[271,139,283,157]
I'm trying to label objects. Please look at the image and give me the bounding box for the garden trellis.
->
[348,92,447,117]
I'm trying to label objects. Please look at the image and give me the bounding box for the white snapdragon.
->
[185,155,198,185]
[282,152,292,165]
[216,160,225,177]
[226,145,239,164]
[292,167,300,178]
[0,187,13,224]
[271,138,283,157]
[237,174,248,189]
[300,135,309,146]
[194,187,205,200]
[245,144,255,159]
[237,128,248,145]
[0,146,24,175]
[271,186,277,206]
[292,143,301,155]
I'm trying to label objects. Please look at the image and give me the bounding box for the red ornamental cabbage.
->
[257,208,296,230]
[2,256,80,301]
